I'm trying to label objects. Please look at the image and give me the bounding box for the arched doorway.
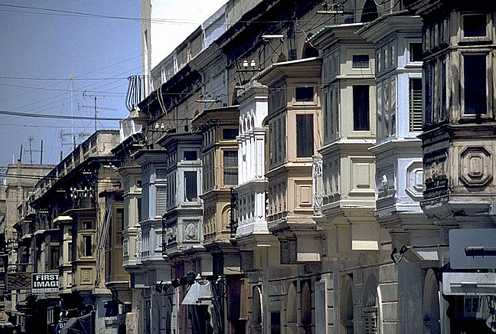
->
[287,282,298,334]
[340,275,354,334]
[423,269,441,334]
[252,286,263,334]
[301,281,312,334]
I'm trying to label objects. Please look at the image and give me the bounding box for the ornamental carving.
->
[459,146,493,187]
[166,226,177,244]
[184,222,198,241]
[406,161,423,200]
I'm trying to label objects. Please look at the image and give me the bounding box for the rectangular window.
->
[184,171,198,202]
[184,151,197,160]
[295,87,314,102]
[353,55,370,68]
[409,78,423,131]
[83,235,92,257]
[223,128,239,140]
[50,245,59,270]
[223,151,238,185]
[68,242,73,262]
[156,186,167,216]
[353,86,370,131]
[410,43,423,62]
[464,55,487,115]
[296,114,314,157]
[463,14,487,37]
[82,221,92,230]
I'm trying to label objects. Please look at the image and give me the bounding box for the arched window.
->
[361,0,378,23]
[302,42,319,59]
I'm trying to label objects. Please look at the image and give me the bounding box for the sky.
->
[0,0,225,168]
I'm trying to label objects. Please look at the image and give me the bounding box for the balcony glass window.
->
[409,43,423,62]
[409,78,423,132]
[463,14,487,37]
[184,151,197,161]
[353,86,370,131]
[295,87,314,102]
[353,55,369,69]
[223,128,239,140]
[296,114,314,157]
[184,171,198,202]
[464,54,487,115]
[83,235,92,257]
[223,150,238,185]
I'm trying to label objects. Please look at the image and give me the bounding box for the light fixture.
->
[390,245,409,264]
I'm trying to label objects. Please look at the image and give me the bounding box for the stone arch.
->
[301,281,312,334]
[287,282,298,334]
[363,275,381,334]
[252,286,263,333]
[340,275,354,334]
[422,269,441,334]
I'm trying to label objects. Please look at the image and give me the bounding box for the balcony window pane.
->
[184,171,198,202]
[295,87,314,102]
[353,85,370,131]
[463,14,486,37]
[296,114,314,157]
[464,55,487,115]
[223,151,238,185]
[409,78,423,131]
[353,55,369,68]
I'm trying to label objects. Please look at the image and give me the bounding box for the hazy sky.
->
[0,0,225,167]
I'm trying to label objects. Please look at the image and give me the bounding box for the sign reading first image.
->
[32,273,59,294]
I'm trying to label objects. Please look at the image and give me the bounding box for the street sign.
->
[449,229,496,270]
[443,272,496,295]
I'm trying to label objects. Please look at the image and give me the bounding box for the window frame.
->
[461,52,491,119]
[353,85,370,131]
[461,13,490,41]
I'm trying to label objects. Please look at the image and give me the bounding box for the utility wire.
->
[0,109,122,121]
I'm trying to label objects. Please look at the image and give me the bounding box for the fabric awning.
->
[60,312,93,334]
[182,281,213,305]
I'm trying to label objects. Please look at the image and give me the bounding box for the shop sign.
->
[31,273,59,294]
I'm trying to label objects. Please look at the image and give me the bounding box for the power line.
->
[0,76,130,81]
[0,109,122,121]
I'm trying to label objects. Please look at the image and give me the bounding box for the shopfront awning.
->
[182,281,213,305]
[60,312,93,334]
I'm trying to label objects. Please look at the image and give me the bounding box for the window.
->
[463,14,487,37]
[82,221,92,230]
[223,151,238,185]
[184,171,198,202]
[50,245,59,270]
[295,87,314,102]
[409,43,423,62]
[353,86,370,131]
[184,151,197,161]
[296,114,314,157]
[83,235,92,257]
[409,78,423,131]
[223,128,238,140]
[464,54,487,115]
[353,55,369,68]
[156,185,167,216]
[68,242,73,262]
